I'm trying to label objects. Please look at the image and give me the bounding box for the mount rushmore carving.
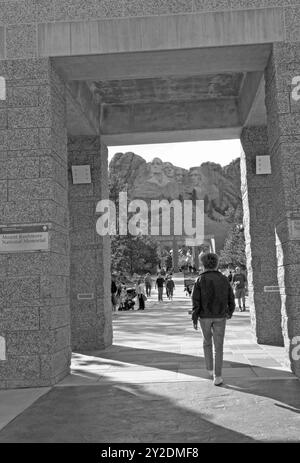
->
[109,152,241,222]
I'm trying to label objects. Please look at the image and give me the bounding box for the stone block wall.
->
[240,126,283,347]
[0,58,71,388]
[265,42,300,376]
[68,136,112,352]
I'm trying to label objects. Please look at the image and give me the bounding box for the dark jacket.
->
[156,277,165,288]
[111,280,117,294]
[166,279,175,289]
[192,270,235,319]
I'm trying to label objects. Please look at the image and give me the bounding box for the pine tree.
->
[219,204,246,268]
[109,172,160,275]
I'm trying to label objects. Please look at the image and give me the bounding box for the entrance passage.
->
[0,276,299,443]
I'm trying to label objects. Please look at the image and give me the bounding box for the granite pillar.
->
[265,42,300,376]
[68,136,112,351]
[240,126,283,346]
[0,58,71,388]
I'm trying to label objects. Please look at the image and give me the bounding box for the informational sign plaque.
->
[0,336,6,361]
[256,155,271,174]
[290,219,300,239]
[0,225,49,253]
[264,286,280,292]
[77,293,94,300]
[71,165,91,184]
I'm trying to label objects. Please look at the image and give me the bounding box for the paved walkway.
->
[0,275,299,442]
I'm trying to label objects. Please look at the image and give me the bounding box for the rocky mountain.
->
[109,152,242,250]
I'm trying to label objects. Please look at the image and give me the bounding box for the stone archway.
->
[0,4,300,387]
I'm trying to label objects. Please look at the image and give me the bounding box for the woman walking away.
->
[136,278,146,310]
[192,253,235,386]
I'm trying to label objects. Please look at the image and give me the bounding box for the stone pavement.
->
[0,275,299,442]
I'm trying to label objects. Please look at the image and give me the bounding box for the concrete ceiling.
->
[89,73,244,105]
[62,44,269,142]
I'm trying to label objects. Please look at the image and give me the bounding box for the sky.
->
[108,139,242,169]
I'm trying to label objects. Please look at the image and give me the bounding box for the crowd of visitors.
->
[110,270,177,310]
[111,265,246,311]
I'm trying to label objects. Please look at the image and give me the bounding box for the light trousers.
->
[199,318,226,377]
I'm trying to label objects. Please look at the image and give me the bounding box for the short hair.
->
[200,252,219,270]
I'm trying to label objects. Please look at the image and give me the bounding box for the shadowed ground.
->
[0,275,299,442]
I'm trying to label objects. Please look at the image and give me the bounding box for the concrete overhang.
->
[40,7,283,58]
[66,81,100,135]
[238,72,267,127]
[102,127,242,145]
[54,44,272,82]
[100,98,241,144]
[243,75,267,127]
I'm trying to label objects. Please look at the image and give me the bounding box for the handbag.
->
[142,294,147,302]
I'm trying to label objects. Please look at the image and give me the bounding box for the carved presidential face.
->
[163,162,175,178]
[151,157,163,174]
[175,168,185,182]
[189,168,201,186]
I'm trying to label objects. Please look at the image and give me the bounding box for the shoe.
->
[208,370,214,378]
[213,376,223,386]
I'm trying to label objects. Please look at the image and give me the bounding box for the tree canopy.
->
[109,171,160,275]
[219,204,246,268]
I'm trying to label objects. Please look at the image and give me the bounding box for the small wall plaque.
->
[77,293,94,300]
[72,165,91,184]
[290,219,300,239]
[264,286,280,292]
[0,77,6,100]
[0,225,49,253]
[256,155,271,174]
[0,336,6,361]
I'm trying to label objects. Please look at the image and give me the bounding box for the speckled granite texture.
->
[68,136,112,352]
[0,58,71,388]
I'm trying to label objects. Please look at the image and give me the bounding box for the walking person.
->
[166,275,175,300]
[111,274,118,312]
[136,278,146,310]
[192,253,235,386]
[232,266,247,311]
[155,273,165,302]
[118,283,127,311]
[144,273,153,297]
